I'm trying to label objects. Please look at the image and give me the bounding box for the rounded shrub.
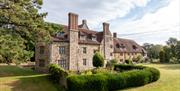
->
[110,59,118,64]
[106,59,118,70]
[93,52,104,67]
[48,64,68,83]
[145,67,160,82]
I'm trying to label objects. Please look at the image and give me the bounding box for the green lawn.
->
[0,65,61,91]
[120,64,180,91]
[0,64,180,91]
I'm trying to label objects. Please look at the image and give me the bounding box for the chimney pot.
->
[82,19,87,24]
[113,32,117,38]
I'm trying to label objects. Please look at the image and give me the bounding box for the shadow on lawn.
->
[0,65,62,91]
[0,65,37,77]
[159,64,180,70]
[5,75,61,91]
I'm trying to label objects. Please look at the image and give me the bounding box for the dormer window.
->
[92,35,96,41]
[116,44,120,48]
[57,32,64,37]
[80,35,86,40]
[64,34,68,39]
[80,32,86,40]
[121,44,125,49]
[132,45,137,50]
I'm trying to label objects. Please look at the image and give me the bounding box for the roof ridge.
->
[115,37,135,42]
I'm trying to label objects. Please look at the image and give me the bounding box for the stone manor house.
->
[35,12,146,71]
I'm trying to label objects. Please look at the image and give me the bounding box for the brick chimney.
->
[68,12,79,71]
[103,22,109,35]
[68,12,78,30]
[113,32,117,38]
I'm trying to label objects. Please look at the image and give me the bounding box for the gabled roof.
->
[78,24,89,30]
[113,38,143,53]
[51,23,144,53]
[52,24,102,45]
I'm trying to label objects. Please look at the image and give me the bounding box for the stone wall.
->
[78,44,100,71]
[35,42,51,72]
[102,22,114,64]
[69,30,79,71]
[114,53,125,63]
[104,36,114,60]
[114,52,143,63]
[50,42,69,70]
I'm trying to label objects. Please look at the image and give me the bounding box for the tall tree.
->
[0,29,33,64]
[143,43,154,59]
[159,50,165,63]
[163,46,170,63]
[166,37,178,58]
[0,0,61,64]
[151,45,163,59]
[175,41,180,63]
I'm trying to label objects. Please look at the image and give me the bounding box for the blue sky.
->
[40,0,180,45]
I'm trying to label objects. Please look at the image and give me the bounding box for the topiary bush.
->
[93,52,104,67]
[67,65,160,91]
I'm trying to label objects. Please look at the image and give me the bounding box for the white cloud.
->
[41,0,151,28]
[40,0,179,45]
[112,0,180,45]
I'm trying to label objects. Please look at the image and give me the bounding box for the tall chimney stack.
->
[68,12,78,30]
[103,22,109,35]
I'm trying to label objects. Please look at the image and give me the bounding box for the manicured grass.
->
[1,64,179,91]
[0,65,61,91]
[119,64,180,91]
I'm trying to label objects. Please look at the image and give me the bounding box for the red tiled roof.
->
[52,24,144,53]
[113,38,143,53]
[79,39,100,45]
[52,36,69,42]
[52,25,101,45]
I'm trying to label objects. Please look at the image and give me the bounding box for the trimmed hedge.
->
[114,64,145,71]
[67,65,160,91]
